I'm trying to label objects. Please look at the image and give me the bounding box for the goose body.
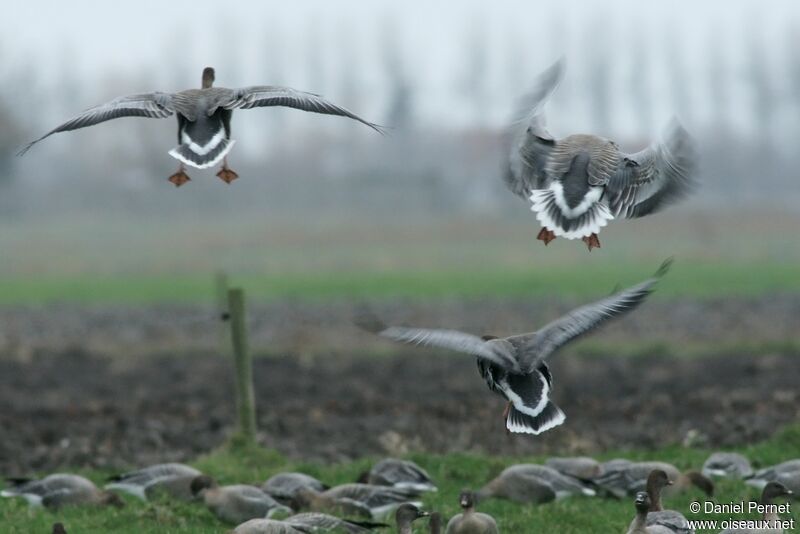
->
[505,60,697,250]
[192,476,291,524]
[2,474,123,509]
[746,460,800,489]
[261,472,327,507]
[702,452,754,479]
[360,260,669,434]
[495,464,595,499]
[595,461,714,500]
[285,512,385,533]
[627,492,675,534]
[105,462,202,501]
[231,518,310,534]
[361,458,437,492]
[445,491,499,534]
[19,67,382,186]
[477,465,557,504]
[545,456,603,480]
[295,483,422,520]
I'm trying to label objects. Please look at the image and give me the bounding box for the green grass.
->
[0,261,797,304]
[3,427,800,533]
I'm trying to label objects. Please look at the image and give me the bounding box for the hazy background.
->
[0,0,798,280]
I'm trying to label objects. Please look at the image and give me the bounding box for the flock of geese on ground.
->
[3,454,798,533]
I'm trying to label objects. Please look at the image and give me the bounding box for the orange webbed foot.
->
[168,171,191,187]
[536,227,556,245]
[582,233,601,251]
[216,168,239,184]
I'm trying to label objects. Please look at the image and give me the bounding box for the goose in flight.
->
[19,67,383,187]
[505,60,697,250]
[358,259,670,434]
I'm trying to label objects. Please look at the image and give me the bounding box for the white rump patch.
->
[182,129,225,156]
[529,184,614,240]
[506,405,566,435]
[168,139,235,169]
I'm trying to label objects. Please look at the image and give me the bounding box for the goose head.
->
[634,491,651,513]
[395,503,429,528]
[190,475,217,498]
[202,67,215,89]
[99,490,125,508]
[459,489,477,509]
[763,481,793,503]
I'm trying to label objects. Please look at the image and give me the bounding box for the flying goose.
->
[445,490,499,534]
[2,474,124,509]
[284,512,387,533]
[644,470,693,534]
[476,465,557,504]
[594,461,714,499]
[105,462,202,501]
[294,483,422,520]
[359,259,670,434]
[504,60,697,250]
[231,518,310,534]
[358,458,437,492]
[746,460,800,489]
[627,492,674,534]
[19,67,383,186]
[702,452,754,479]
[261,472,328,508]
[545,456,603,480]
[719,482,793,534]
[191,475,292,524]
[395,503,430,534]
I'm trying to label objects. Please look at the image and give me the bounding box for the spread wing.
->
[355,309,519,371]
[223,86,384,133]
[503,59,564,197]
[512,259,671,372]
[18,93,175,155]
[606,119,697,218]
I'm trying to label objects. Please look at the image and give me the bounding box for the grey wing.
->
[223,86,384,133]
[514,259,671,372]
[504,59,564,197]
[606,119,697,219]
[364,324,518,371]
[18,92,175,155]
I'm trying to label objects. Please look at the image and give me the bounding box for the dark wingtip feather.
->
[16,142,35,156]
[353,305,387,333]
[654,257,674,278]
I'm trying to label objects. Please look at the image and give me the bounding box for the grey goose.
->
[395,503,430,534]
[294,483,422,520]
[231,518,310,534]
[445,490,499,534]
[19,67,383,186]
[746,460,800,489]
[505,60,697,250]
[644,469,693,534]
[105,462,202,501]
[191,475,292,524]
[494,464,595,498]
[719,482,793,534]
[359,259,670,434]
[358,458,437,492]
[2,474,124,509]
[545,456,603,480]
[702,452,754,479]
[261,472,328,508]
[285,512,387,533]
[627,492,674,534]
[595,461,713,499]
[476,465,557,504]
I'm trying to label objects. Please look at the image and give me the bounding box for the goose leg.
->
[216,157,239,184]
[502,401,512,426]
[537,227,556,245]
[582,233,601,251]
[168,164,191,187]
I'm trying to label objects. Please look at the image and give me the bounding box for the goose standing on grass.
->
[105,462,202,501]
[1,474,124,509]
[285,512,387,533]
[359,260,670,434]
[504,60,697,250]
[445,490,499,534]
[395,503,430,534]
[476,465,557,504]
[746,460,800,489]
[191,475,292,524]
[627,492,674,534]
[18,67,383,187]
[644,470,693,534]
[595,461,714,499]
[702,453,754,479]
[358,458,437,492]
[719,482,793,534]
[294,483,422,520]
[261,472,328,508]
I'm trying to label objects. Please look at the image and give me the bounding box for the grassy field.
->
[0,261,798,304]
[2,426,799,533]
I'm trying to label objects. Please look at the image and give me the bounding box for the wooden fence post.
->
[227,287,257,445]
[215,272,230,357]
